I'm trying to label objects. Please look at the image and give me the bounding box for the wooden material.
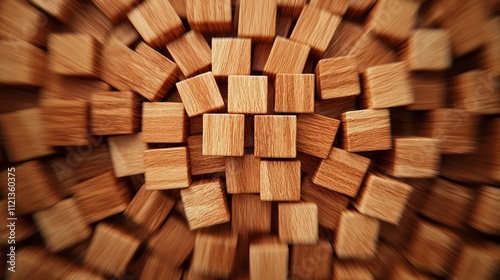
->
[176,72,225,117]
[92,0,139,22]
[128,0,185,47]
[335,210,380,259]
[313,147,370,197]
[408,73,446,110]
[404,29,452,71]
[323,21,364,59]
[252,43,273,72]
[452,242,500,280]
[290,5,341,56]
[277,0,306,17]
[290,240,333,280]
[451,70,500,114]
[354,173,413,224]
[481,17,500,77]
[249,239,289,280]
[167,31,211,78]
[275,74,314,113]
[64,0,113,44]
[144,147,191,190]
[108,133,147,177]
[187,0,232,32]
[263,37,310,76]
[254,115,297,158]
[232,194,271,234]
[91,91,140,135]
[310,0,349,15]
[260,160,301,201]
[191,232,238,278]
[140,253,182,280]
[188,135,226,175]
[470,185,500,235]
[108,21,140,46]
[48,33,98,77]
[278,202,318,244]
[362,62,414,109]
[43,73,111,101]
[226,154,261,193]
[142,102,187,143]
[238,0,276,42]
[42,99,89,146]
[296,114,339,159]
[181,178,230,230]
[0,40,46,86]
[315,96,357,120]
[203,113,245,156]
[347,33,397,73]
[315,56,360,100]
[228,75,268,114]
[333,262,374,280]
[213,38,251,78]
[0,0,48,45]
[342,109,392,152]
[84,224,141,277]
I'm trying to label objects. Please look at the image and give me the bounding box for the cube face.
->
[254,115,297,158]
[260,160,301,201]
[191,233,238,278]
[296,114,340,158]
[264,37,310,76]
[226,154,261,194]
[42,99,90,146]
[408,72,446,110]
[144,147,191,189]
[335,211,380,259]
[385,137,440,178]
[0,40,46,86]
[275,74,314,113]
[141,254,183,280]
[49,33,98,77]
[142,102,187,143]
[203,114,245,156]
[249,241,289,280]
[470,186,500,234]
[187,0,232,32]
[228,75,268,114]
[108,133,148,177]
[278,202,318,244]
[405,29,451,71]
[451,70,500,115]
[91,91,140,135]
[176,72,225,117]
[348,32,397,74]
[290,240,333,280]
[315,56,360,99]
[363,62,414,109]
[167,31,212,78]
[341,109,392,152]
[238,0,276,41]
[232,194,272,234]
[213,38,251,78]
[188,135,226,175]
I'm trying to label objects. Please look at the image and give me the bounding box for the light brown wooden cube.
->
[290,240,333,280]
[333,262,374,280]
[310,0,349,15]
[203,114,245,156]
[452,242,500,280]
[187,0,232,32]
[470,185,500,235]
[354,173,413,224]
[128,0,184,47]
[335,210,380,259]
[191,233,238,278]
[404,29,452,71]
[296,114,339,159]
[84,224,141,277]
[213,38,251,79]
[0,0,48,45]
[92,0,139,22]
[362,62,414,109]
[263,37,310,76]
[408,72,446,110]
[42,99,89,146]
[228,75,268,114]
[167,31,211,78]
[315,56,360,100]
[188,135,226,175]
[140,253,183,280]
[278,202,318,244]
[181,178,230,230]
[142,102,187,143]
[176,72,225,117]
[0,40,46,86]
[254,115,297,158]
[144,147,191,190]
[342,109,392,152]
[275,74,314,113]
[226,154,260,194]
[232,194,271,234]
[290,5,341,56]
[249,239,289,280]
[313,147,370,197]
[108,133,148,178]
[260,160,301,201]
[451,70,500,114]
[91,91,140,135]
[238,0,276,42]
[48,33,98,77]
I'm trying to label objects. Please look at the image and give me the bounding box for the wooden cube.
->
[48,33,98,77]
[296,114,339,158]
[365,0,420,45]
[181,178,230,230]
[188,135,226,175]
[186,0,232,32]
[263,37,310,76]
[226,154,261,194]
[341,109,392,152]
[0,0,48,45]
[451,70,500,114]
[290,240,333,280]
[249,239,289,280]
[238,0,276,42]
[278,202,318,244]
[232,194,272,234]
[254,115,297,158]
[362,62,414,109]
[313,148,370,197]
[176,72,225,117]
[91,91,140,135]
[128,0,184,47]
[228,75,268,114]
[213,38,251,79]
[92,0,139,22]
[0,40,46,86]
[275,74,314,113]
[335,210,380,259]
[42,99,89,146]
[452,243,500,280]
[290,5,341,56]
[315,56,360,100]
[404,29,452,71]
[108,133,148,177]
[333,262,373,280]
[408,72,446,110]
[310,0,349,16]
[84,224,141,277]
[144,147,191,190]
[140,253,183,280]
[142,102,187,143]
[167,31,211,78]
[191,233,238,278]
[470,185,500,235]
[203,114,245,156]
[260,160,301,201]
[354,173,413,224]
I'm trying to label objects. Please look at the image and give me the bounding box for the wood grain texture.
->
[41,99,90,146]
[276,0,306,17]
[290,240,333,280]
[470,185,500,235]
[140,253,183,280]
[176,72,225,117]
[451,242,500,280]
[187,0,232,32]
[91,91,140,135]
[232,194,271,234]
[275,74,314,113]
[341,109,392,152]
[315,56,360,100]
[333,262,374,280]
[481,17,500,77]
[260,160,301,201]
[188,135,226,175]
[296,113,339,158]
[335,210,380,259]
[144,147,191,190]
[249,239,289,280]
[43,73,111,101]
[315,96,357,120]
[0,40,46,86]
[347,33,397,73]
[254,115,297,158]
[48,33,98,77]
[167,31,211,78]
[108,133,147,177]
[404,29,451,71]
[228,75,268,114]
[451,70,500,114]
[278,202,318,244]
[108,21,140,46]
[64,0,113,44]
[142,102,187,143]
[263,37,310,76]
[0,0,47,45]
[213,38,251,78]
[310,0,349,15]
[92,0,139,22]
[203,113,245,156]
[238,0,276,42]
[407,72,446,110]
[226,154,261,193]
[323,21,364,59]
[191,232,238,278]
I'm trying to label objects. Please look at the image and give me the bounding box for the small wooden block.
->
[404,29,452,71]
[213,38,251,79]
[315,56,360,100]
[84,224,141,277]
[140,253,183,280]
[296,114,339,158]
[263,37,310,76]
[108,133,147,177]
[188,135,226,175]
[249,239,289,280]
[228,75,268,114]
[191,233,238,278]
[167,31,211,78]
[42,99,89,146]
[238,0,276,42]
[365,0,420,45]
[0,40,46,86]
[313,147,370,197]
[341,109,392,152]
[73,172,131,223]
[290,240,333,280]
[451,70,500,114]
[452,242,500,280]
[181,178,230,230]
[142,102,188,143]
[276,0,306,17]
[290,5,341,56]
[362,62,414,109]
[333,262,374,280]
[128,0,185,47]
[275,74,314,113]
[278,202,318,244]
[0,0,47,45]
[187,0,232,32]
[470,185,500,235]
[232,194,271,234]
[335,210,380,259]
[260,160,301,201]
[254,115,297,158]
[202,113,245,156]
[348,32,397,73]
[310,0,349,15]
[92,0,140,22]
[226,154,260,194]
[48,33,98,77]
[408,72,446,110]
[91,91,140,135]
[354,173,413,224]
[176,72,225,117]
[144,147,191,189]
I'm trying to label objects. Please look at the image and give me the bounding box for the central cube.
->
[203,114,245,156]
[254,115,297,158]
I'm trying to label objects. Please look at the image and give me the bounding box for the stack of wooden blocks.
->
[0,0,499,279]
